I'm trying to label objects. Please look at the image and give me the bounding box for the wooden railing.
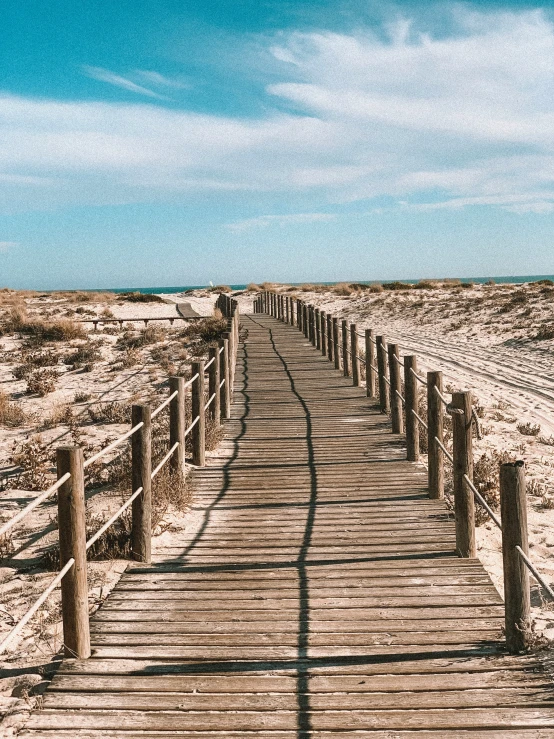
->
[259,289,553,654]
[0,297,240,658]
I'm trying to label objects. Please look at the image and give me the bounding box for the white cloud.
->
[226,213,337,232]
[0,241,17,252]
[1,9,554,214]
[135,70,189,89]
[82,66,167,99]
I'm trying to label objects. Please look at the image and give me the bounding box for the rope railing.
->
[151,389,178,419]
[0,558,75,655]
[0,293,241,659]
[260,289,554,649]
[0,473,70,538]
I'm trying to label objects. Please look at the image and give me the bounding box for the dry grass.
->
[182,315,228,344]
[517,421,541,437]
[473,449,514,525]
[3,305,86,342]
[65,340,102,369]
[117,325,166,349]
[0,390,29,427]
[117,292,164,303]
[88,401,130,425]
[8,435,54,491]
[26,368,59,396]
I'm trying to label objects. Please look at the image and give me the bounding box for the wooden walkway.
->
[22,314,554,737]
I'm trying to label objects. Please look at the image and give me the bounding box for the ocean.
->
[94,275,554,294]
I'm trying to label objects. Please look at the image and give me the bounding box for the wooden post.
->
[56,446,90,659]
[227,321,235,395]
[315,309,321,349]
[404,356,419,462]
[501,461,530,653]
[219,338,230,419]
[309,306,315,344]
[285,296,290,324]
[427,371,444,500]
[388,344,403,434]
[376,335,390,413]
[303,304,309,338]
[365,329,376,398]
[333,318,340,370]
[297,300,302,331]
[208,346,220,423]
[291,298,296,326]
[131,404,152,564]
[169,376,185,476]
[350,324,360,387]
[452,390,475,558]
[341,320,350,377]
[320,311,327,355]
[327,314,333,362]
[191,361,206,466]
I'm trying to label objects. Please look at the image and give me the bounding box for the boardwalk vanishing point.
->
[21,312,554,737]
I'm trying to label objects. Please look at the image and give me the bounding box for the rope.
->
[434,386,449,406]
[462,474,501,530]
[219,345,225,354]
[410,366,427,385]
[219,379,225,388]
[85,487,144,550]
[0,473,71,537]
[151,443,179,480]
[150,389,178,419]
[184,416,199,437]
[434,436,454,464]
[411,409,428,430]
[395,389,405,404]
[515,546,554,600]
[184,372,199,389]
[204,356,215,370]
[0,558,75,655]
[83,421,144,469]
[204,393,216,410]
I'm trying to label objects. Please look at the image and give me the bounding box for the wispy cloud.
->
[226,213,337,232]
[0,9,553,215]
[135,70,189,89]
[82,66,167,99]
[0,241,18,252]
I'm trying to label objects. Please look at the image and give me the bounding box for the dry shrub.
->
[536,325,554,340]
[0,391,29,427]
[0,531,15,561]
[333,282,354,296]
[473,449,513,525]
[9,435,54,491]
[12,314,86,342]
[26,368,59,396]
[382,281,412,291]
[74,391,91,403]
[369,283,384,293]
[414,280,440,290]
[517,421,541,437]
[182,316,228,344]
[101,308,115,318]
[246,283,260,291]
[41,402,72,430]
[88,401,130,425]
[65,340,102,368]
[211,285,232,293]
[117,325,165,349]
[206,417,224,451]
[539,435,554,446]
[117,292,163,303]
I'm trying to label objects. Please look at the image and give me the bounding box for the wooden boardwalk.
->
[22,314,554,737]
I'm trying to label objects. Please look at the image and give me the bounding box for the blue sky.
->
[1,0,554,288]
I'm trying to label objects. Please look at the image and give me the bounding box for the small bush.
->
[0,391,29,427]
[333,283,354,296]
[74,391,91,403]
[9,435,53,491]
[117,325,165,349]
[414,280,439,290]
[382,282,412,291]
[473,450,513,525]
[246,283,261,292]
[65,341,102,368]
[212,285,232,293]
[88,401,130,425]
[26,368,58,396]
[182,316,228,344]
[517,421,541,437]
[369,283,384,293]
[536,325,554,340]
[117,292,163,303]
[41,402,72,429]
